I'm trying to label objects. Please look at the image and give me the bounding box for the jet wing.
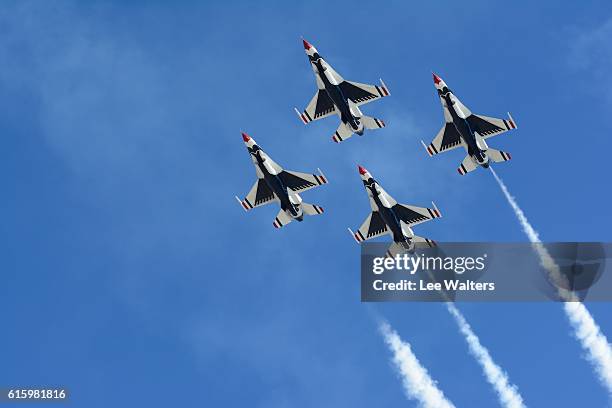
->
[296,90,337,124]
[338,79,390,106]
[423,123,464,156]
[278,169,328,193]
[236,179,278,211]
[466,113,517,139]
[393,202,442,227]
[352,211,390,243]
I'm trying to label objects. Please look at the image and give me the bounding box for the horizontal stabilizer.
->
[362,115,386,130]
[302,203,324,216]
[272,209,293,229]
[486,148,512,163]
[457,155,478,176]
[332,122,355,143]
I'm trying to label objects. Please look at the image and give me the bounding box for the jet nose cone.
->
[358,165,368,175]
[432,72,442,85]
[241,132,251,142]
[302,38,313,50]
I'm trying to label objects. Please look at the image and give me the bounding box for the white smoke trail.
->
[490,167,612,393]
[379,321,455,408]
[417,269,525,406]
[446,303,526,408]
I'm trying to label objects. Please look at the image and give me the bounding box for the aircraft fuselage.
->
[311,55,362,134]
[364,179,410,245]
[250,146,303,221]
[441,92,488,166]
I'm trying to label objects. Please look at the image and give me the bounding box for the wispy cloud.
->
[568,17,612,72]
[567,17,612,105]
[379,321,455,408]
[446,304,526,408]
[491,168,612,394]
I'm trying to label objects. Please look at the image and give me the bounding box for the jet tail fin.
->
[361,115,387,130]
[457,155,479,176]
[486,148,512,163]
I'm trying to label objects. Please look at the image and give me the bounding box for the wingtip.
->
[432,201,442,218]
[347,227,360,243]
[507,112,517,129]
[295,107,308,124]
[379,77,388,88]
[421,140,433,157]
[317,167,328,183]
[235,196,248,212]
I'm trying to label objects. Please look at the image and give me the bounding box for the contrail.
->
[446,303,526,408]
[379,321,455,408]
[490,167,612,393]
[418,266,525,406]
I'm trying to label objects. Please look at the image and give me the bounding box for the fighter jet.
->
[295,39,390,143]
[349,166,441,257]
[236,133,328,228]
[422,73,518,175]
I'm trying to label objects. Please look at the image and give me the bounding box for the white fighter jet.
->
[349,166,441,257]
[295,39,390,143]
[236,133,328,228]
[422,73,517,175]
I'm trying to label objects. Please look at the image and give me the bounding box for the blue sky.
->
[1,1,612,406]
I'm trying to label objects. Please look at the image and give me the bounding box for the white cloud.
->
[568,18,612,72]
